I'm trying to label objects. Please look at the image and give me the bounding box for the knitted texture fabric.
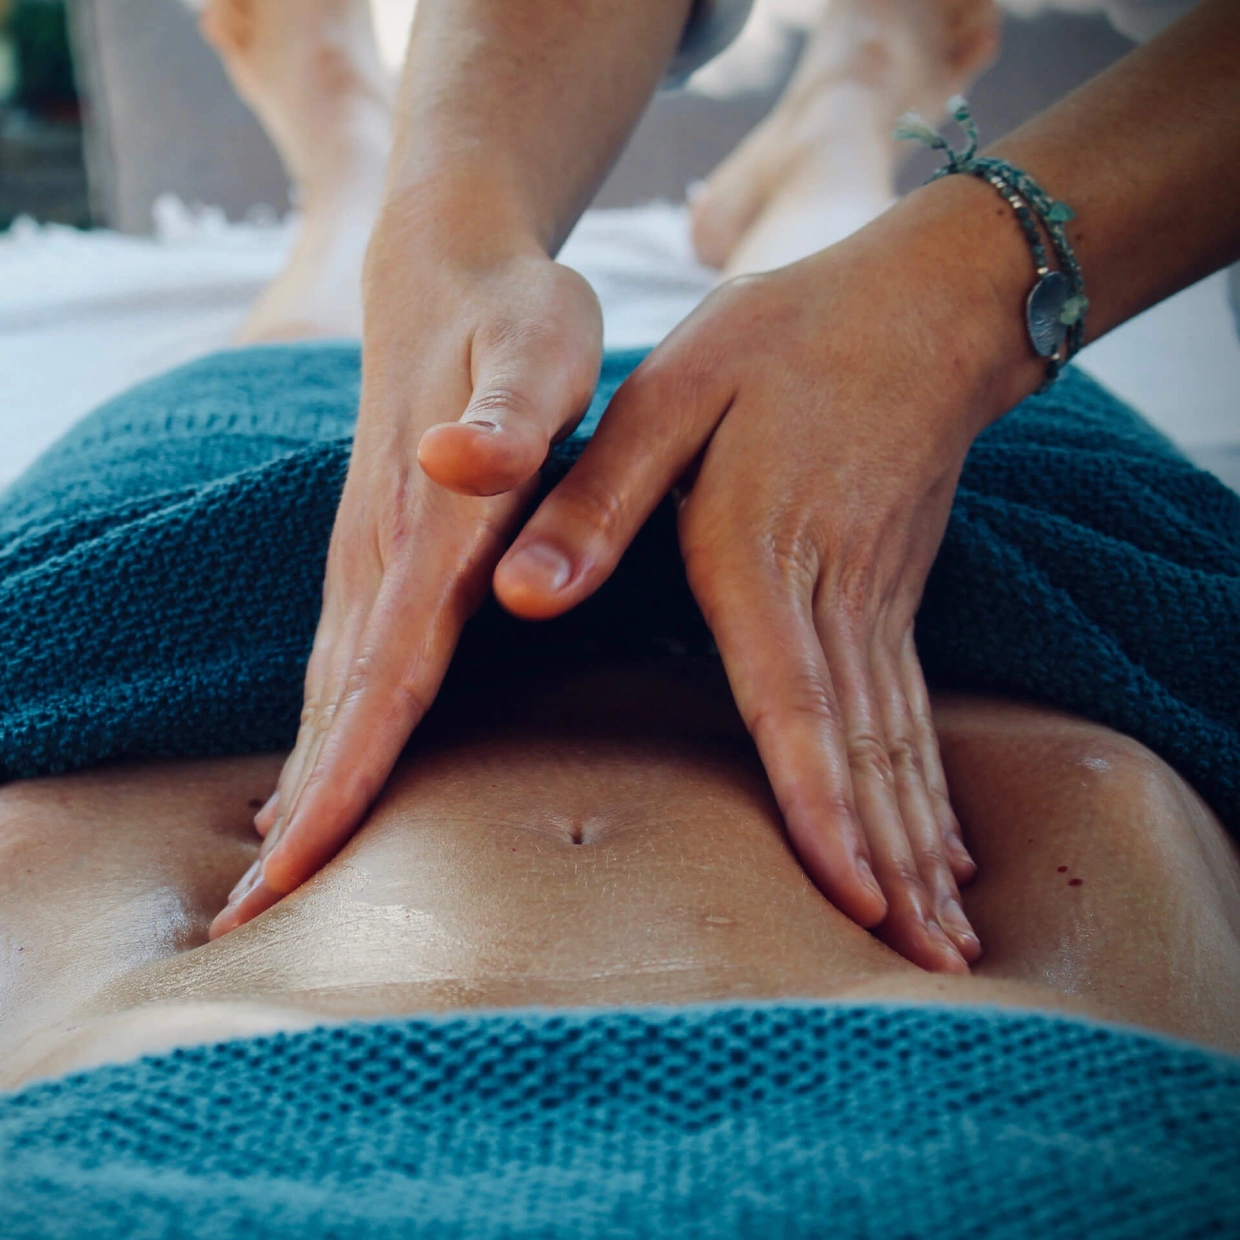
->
[2,347,1240,1237]
[2,1002,1239,1239]
[1,342,1237,832]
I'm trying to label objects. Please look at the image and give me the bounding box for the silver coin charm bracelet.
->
[895,97,1088,391]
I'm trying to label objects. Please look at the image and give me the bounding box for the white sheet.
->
[2,199,1237,490]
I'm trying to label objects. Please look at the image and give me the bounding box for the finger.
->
[697,559,888,930]
[209,604,370,938]
[870,631,980,963]
[258,594,371,863]
[208,858,283,938]
[493,353,733,620]
[253,791,279,838]
[814,602,968,974]
[899,630,976,884]
[418,323,600,498]
[257,607,440,894]
[211,487,516,939]
[257,501,514,898]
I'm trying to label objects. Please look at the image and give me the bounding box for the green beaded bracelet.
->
[895,97,1088,391]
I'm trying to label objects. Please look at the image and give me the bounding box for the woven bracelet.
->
[894,97,1088,390]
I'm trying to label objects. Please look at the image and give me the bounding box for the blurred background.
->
[1,0,1236,492]
[1,0,1142,232]
[0,0,88,229]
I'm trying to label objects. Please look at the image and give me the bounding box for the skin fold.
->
[3,660,1238,1090]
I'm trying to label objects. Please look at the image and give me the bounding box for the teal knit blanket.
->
[1,345,1239,1236]
[2,1003,1240,1238]
[1,343,1238,831]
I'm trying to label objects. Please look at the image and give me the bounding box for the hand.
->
[209,229,603,938]
[491,206,1021,972]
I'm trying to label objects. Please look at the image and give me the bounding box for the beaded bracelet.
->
[895,97,1088,390]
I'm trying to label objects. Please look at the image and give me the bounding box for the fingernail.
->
[949,833,976,865]
[255,791,279,827]
[505,542,572,594]
[856,856,884,903]
[940,896,968,928]
[940,898,978,944]
[227,859,262,906]
[927,919,965,962]
[259,815,286,859]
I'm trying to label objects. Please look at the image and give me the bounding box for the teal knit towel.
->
[1,343,1237,832]
[1,346,1239,1236]
[1,1002,1238,1238]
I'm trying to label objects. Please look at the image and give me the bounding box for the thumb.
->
[493,336,733,620]
[418,280,602,498]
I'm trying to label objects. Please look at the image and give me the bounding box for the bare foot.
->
[690,0,1001,276]
[199,0,395,341]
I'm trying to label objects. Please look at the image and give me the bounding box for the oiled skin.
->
[2,659,1238,1088]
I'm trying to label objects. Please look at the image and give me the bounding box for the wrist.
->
[876,173,1060,430]
[368,169,551,281]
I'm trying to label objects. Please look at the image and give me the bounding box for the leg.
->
[197,0,395,341]
[936,697,1240,1052]
[691,0,1000,277]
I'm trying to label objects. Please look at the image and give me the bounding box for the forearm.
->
[996,0,1240,344]
[379,0,693,258]
[874,0,1240,423]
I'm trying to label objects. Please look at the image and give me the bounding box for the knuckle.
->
[714,273,774,324]
[340,649,434,726]
[469,384,536,421]
[481,311,550,353]
[340,652,379,705]
[682,532,815,623]
[746,675,843,745]
[298,697,337,733]
[886,733,924,781]
[767,530,820,588]
[781,786,858,841]
[391,677,434,727]
[915,846,951,878]
[813,530,875,587]
[821,566,874,628]
[555,477,628,541]
[886,860,930,901]
[815,792,861,833]
[846,732,896,787]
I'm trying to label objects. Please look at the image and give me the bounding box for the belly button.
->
[704,914,735,926]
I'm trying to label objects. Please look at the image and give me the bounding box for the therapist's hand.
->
[493,190,1038,972]
[209,232,602,939]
